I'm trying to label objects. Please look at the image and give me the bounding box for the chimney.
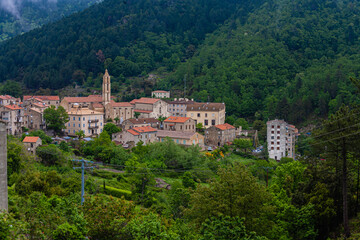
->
[0,121,8,211]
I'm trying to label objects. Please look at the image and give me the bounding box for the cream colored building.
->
[157,130,204,148]
[186,102,225,128]
[0,105,24,135]
[130,97,170,119]
[66,107,104,137]
[152,90,170,98]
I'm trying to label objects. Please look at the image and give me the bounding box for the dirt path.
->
[155,178,171,189]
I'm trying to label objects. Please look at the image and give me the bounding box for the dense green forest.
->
[1,0,360,123]
[0,0,100,42]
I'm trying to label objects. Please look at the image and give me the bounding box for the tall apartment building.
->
[267,119,297,161]
[0,105,25,135]
[66,107,104,137]
[151,90,170,98]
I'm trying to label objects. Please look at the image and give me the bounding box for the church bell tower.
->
[102,69,111,105]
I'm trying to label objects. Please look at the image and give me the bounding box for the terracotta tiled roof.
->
[92,103,104,108]
[157,130,198,139]
[130,99,138,104]
[24,95,60,101]
[186,102,225,112]
[110,101,133,107]
[127,118,160,124]
[23,136,40,143]
[4,105,22,110]
[0,95,15,100]
[132,126,157,133]
[33,102,48,108]
[164,117,190,123]
[215,123,235,131]
[133,97,160,104]
[152,90,169,93]
[134,109,152,113]
[127,129,140,136]
[63,96,102,103]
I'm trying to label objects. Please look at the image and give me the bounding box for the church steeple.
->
[102,69,111,105]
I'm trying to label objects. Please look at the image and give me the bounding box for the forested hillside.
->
[1,0,360,123]
[0,0,100,42]
[160,0,360,122]
[0,0,262,88]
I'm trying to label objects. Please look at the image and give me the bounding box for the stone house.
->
[130,97,170,119]
[157,130,204,148]
[205,123,236,147]
[112,126,158,146]
[105,101,134,124]
[122,118,161,130]
[23,96,60,108]
[166,98,195,117]
[0,105,24,135]
[22,136,42,154]
[186,102,226,128]
[163,116,196,132]
[0,95,20,106]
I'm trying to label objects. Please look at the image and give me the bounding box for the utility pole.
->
[0,121,7,211]
[72,159,94,205]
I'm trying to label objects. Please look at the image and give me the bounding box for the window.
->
[271,142,274,145]
[83,124,85,127]
[73,130,75,133]
[271,136,274,139]
[205,113,208,117]
[68,130,70,133]
[78,124,80,127]
[191,113,194,117]
[83,117,85,121]
[79,117,81,121]
[277,126,280,128]
[271,125,274,128]
[277,147,280,150]
[183,140,186,144]
[73,124,75,127]
[197,113,200,117]
[176,139,179,143]
[212,113,215,117]
[277,131,280,134]
[277,136,280,139]
[212,120,216,125]
[205,120,208,126]
[88,130,90,134]
[271,147,274,150]
[277,142,280,145]
[193,140,195,145]
[271,131,274,134]
[73,117,75,120]
[68,123,70,127]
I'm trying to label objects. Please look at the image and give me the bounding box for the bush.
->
[36,144,65,166]
[100,186,132,200]
[53,222,84,240]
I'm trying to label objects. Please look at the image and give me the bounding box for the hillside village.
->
[0,70,297,160]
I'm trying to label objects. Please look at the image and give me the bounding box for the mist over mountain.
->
[0,0,100,41]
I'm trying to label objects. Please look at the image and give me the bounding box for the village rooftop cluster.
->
[0,70,297,160]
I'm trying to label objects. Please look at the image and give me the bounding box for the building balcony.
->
[88,119,99,123]
[88,126,99,129]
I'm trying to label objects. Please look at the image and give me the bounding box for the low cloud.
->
[0,0,58,19]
